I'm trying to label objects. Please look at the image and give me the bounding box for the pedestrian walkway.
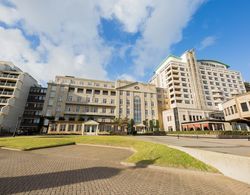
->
[0,145,250,194]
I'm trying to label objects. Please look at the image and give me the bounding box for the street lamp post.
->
[13,116,22,137]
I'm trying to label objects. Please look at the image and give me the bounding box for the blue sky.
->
[171,0,250,81]
[0,0,249,84]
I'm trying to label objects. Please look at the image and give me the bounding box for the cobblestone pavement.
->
[136,136,250,157]
[0,145,250,195]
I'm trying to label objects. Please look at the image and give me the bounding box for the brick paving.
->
[0,145,249,195]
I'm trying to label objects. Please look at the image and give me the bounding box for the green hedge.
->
[167,130,250,136]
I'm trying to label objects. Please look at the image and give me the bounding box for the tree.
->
[143,119,149,131]
[149,120,154,131]
[128,119,135,135]
[155,120,160,131]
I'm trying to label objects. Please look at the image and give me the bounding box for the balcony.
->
[66,100,116,107]
[0,74,18,79]
[0,98,8,104]
[0,91,13,96]
[64,110,115,116]
[0,82,16,87]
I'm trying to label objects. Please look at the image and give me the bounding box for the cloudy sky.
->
[0,0,249,85]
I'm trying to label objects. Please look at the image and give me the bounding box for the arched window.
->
[134,96,141,123]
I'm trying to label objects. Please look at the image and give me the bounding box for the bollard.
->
[177,134,179,139]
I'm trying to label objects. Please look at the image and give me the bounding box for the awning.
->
[84,120,99,125]
[135,124,145,127]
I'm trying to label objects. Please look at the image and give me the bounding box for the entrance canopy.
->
[84,120,99,125]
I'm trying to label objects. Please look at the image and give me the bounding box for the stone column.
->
[82,124,85,135]
[212,124,215,131]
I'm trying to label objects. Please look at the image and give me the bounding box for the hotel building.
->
[43,76,160,134]
[244,82,250,92]
[0,61,38,132]
[223,92,250,131]
[150,49,246,131]
[20,86,47,134]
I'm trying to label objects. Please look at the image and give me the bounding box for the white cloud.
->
[199,36,217,50]
[117,73,136,81]
[0,0,205,84]
[131,0,205,77]
[0,4,19,24]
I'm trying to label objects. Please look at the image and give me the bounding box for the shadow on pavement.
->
[132,157,160,169]
[0,167,121,194]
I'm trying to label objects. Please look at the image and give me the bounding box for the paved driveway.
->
[136,136,250,157]
[0,145,250,194]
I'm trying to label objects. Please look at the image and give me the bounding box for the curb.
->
[167,144,250,185]
[76,143,136,153]
[1,147,24,151]
[0,142,76,151]
[120,162,222,176]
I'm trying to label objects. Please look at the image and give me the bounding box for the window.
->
[119,99,123,104]
[67,96,72,101]
[230,106,234,114]
[95,98,98,103]
[103,99,107,104]
[50,124,57,131]
[77,97,81,102]
[145,110,148,116]
[76,106,80,112]
[184,94,189,98]
[126,91,130,96]
[111,91,116,96]
[111,108,114,114]
[94,90,100,95]
[103,90,108,95]
[59,124,66,131]
[111,99,114,104]
[241,102,249,112]
[51,86,57,91]
[76,124,82,131]
[50,91,56,98]
[69,87,75,92]
[102,107,106,113]
[134,96,141,123]
[77,88,84,93]
[126,99,130,105]
[86,89,92,94]
[183,115,186,121]
[152,110,155,116]
[68,124,74,131]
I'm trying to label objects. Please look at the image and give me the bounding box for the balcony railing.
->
[0,91,13,95]
[0,99,8,103]
[0,74,18,79]
[0,82,16,87]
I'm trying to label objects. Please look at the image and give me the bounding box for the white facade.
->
[43,76,159,127]
[0,61,38,132]
[150,49,246,131]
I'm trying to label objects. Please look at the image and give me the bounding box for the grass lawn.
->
[0,135,217,172]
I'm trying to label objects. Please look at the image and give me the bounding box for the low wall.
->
[167,134,250,139]
[169,145,250,185]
